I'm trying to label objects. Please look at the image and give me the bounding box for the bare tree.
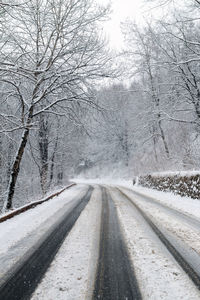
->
[122,22,170,158]
[0,0,113,210]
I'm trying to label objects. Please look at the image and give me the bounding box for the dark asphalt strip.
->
[92,188,142,300]
[0,187,93,300]
[118,189,200,291]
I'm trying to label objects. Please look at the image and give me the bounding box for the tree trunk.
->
[149,65,170,158]
[57,153,64,186]
[123,124,129,167]
[40,165,48,195]
[158,119,170,158]
[7,142,14,187]
[0,136,2,208]
[48,153,55,189]
[57,170,63,186]
[38,114,49,195]
[48,136,58,189]
[5,106,33,210]
[152,133,158,163]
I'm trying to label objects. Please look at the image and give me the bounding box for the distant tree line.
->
[78,0,200,178]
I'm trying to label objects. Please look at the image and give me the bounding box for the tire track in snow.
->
[118,188,200,291]
[119,187,200,277]
[0,187,93,300]
[92,188,141,300]
[126,188,200,230]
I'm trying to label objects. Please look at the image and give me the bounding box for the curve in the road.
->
[0,187,93,300]
[118,188,200,291]
[92,188,142,300]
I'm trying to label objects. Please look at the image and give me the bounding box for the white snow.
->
[0,184,89,278]
[132,185,200,220]
[31,186,102,300]
[2,178,200,299]
[119,187,200,257]
[142,170,200,177]
[109,188,200,300]
[0,184,75,218]
[73,177,134,188]
[77,177,200,220]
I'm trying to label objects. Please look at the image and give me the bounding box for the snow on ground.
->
[73,177,133,188]
[143,170,200,177]
[120,187,200,256]
[0,184,74,218]
[0,184,89,280]
[131,185,200,220]
[74,177,200,220]
[0,185,88,256]
[109,188,200,300]
[31,186,102,300]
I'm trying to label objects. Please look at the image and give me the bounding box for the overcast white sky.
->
[98,0,180,50]
[98,0,147,49]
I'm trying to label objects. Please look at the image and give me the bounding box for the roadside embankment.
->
[0,183,76,223]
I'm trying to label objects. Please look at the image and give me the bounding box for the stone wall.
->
[138,173,200,199]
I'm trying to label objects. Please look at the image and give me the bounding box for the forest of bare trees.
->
[1,0,200,210]
[0,0,114,210]
[79,0,200,178]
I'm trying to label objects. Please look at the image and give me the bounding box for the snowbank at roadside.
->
[131,185,200,220]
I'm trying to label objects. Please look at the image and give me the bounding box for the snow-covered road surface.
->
[1,183,200,299]
[0,185,88,275]
[110,187,200,299]
[31,187,102,300]
[0,184,91,299]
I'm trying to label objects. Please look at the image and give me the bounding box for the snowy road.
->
[92,188,141,300]
[1,183,200,299]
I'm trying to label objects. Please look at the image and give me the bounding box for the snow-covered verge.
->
[0,185,89,280]
[131,185,200,220]
[0,183,75,221]
[31,186,102,300]
[138,172,200,199]
[109,188,200,300]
